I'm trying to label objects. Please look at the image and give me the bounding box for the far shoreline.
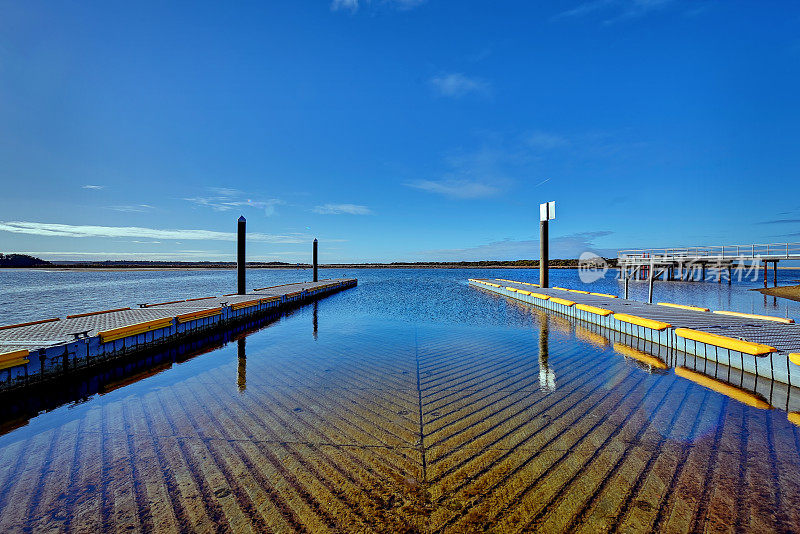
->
[1,264,591,272]
[755,284,800,304]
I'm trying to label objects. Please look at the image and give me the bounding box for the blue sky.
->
[1,0,799,262]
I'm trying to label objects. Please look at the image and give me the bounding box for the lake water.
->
[1,268,800,532]
[2,266,799,326]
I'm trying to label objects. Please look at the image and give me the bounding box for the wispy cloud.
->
[104,204,154,213]
[82,184,105,190]
[757,218,800,225]
[0,221,309,243]
[430,73,490,98]
[185,188,283,216]
[18,250,233,261]
[405,140,524,199]
[331,0,425,12]
[554,0,674,22]
[405,179,500,199]
[419,231,615,261]
[312,203,373,215]
[526,131,569,150]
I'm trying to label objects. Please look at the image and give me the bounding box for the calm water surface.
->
[1,268,800,532]
[2,267,799,325]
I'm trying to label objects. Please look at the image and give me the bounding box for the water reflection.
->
[2,304,800,530]
[313,301,319,340]
[537,315,556,392]
[237,337,246,393]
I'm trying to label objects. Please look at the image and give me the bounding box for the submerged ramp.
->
[0,278,356,391]
[470,278,800,385]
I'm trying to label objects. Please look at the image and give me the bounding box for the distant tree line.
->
[0,255,618,268]
[0,254,52,267]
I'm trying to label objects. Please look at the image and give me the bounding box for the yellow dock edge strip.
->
[67,307,131,319]
[529,293,550,300]
[674,328,776,356]
[589,292,618,298]
[516,290,532,296]
[0,350,30,371]
[614,343,668,369]
[788,353,800,367]
[505,287,518,292]
[176,308,223,324]
[550,297,576,307]
[0,317,60,331]
[789,412,800,427]
[712,310,794,324]
[675,367,772,409]
[657,302,710,312]
[576,304,613,317]
[613,313,672,331]
[231,299,261,311]
[552,287,570,291]
[0,349,29,363]
[99,317,174,344]
[567,289,591,294]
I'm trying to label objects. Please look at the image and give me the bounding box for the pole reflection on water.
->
[538,315,556,392]
[237,337,246,393]
[313,301,319,341]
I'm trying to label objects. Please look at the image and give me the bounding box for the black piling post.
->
[313,238,318,283]
[539,201,554,288]
[237,216,246,295]
[539,220,548,288]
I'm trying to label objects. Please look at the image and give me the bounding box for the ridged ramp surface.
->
[1,315,799,532]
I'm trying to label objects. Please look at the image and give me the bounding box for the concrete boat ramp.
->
[470,278,800,387]
[0,278,356,391]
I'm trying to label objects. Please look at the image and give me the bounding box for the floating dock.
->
[0,278,356,391]
[470,278,800,386]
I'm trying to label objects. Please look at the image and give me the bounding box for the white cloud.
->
[331,0,359,10]
[405,143,514,199]
[405,179,500,199]
[21,250,231,261]
[0,221,309,243]
[554,0,674,22]
[331,0,425,12]
[104,204,154,213]
[82,184,105,190]
[312,203,373,215]
[430,73,490,98]
[185,188,283,216]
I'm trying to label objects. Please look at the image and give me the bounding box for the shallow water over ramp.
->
[1,308,800,532]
